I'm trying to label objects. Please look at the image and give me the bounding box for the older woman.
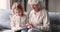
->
[26,0,50,32]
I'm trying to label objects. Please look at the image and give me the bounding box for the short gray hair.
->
[28,0,45,9]
[37,1,45,9]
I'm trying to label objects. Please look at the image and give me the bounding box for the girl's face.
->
[14,9,23,16]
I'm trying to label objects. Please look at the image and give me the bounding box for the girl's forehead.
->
[14,9,21,12]
[14,8,21,10]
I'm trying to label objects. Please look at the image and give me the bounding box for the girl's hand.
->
[15,27,23,30]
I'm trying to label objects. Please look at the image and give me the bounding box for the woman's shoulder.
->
[41,9,49,18]
[41,9,48,14]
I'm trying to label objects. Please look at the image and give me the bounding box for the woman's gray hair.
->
[28,0,45,9]
[37,1,45,9]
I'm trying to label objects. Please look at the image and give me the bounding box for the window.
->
[0,0,10,9]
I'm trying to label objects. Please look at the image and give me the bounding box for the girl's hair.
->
[12,2,25,14]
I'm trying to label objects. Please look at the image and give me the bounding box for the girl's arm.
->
[10,17,16,30]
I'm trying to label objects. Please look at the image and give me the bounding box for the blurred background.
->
[0,0,60,32]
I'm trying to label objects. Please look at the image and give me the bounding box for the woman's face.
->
[30,4,40,12]
[14,9,23,16]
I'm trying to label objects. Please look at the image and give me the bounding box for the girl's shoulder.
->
[11,15,16,20]
[24,12,28,16]
[23,12,29,18]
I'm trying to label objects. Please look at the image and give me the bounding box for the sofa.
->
[0,9,11,32]
[0,9,60,32]
[49,12,60,32]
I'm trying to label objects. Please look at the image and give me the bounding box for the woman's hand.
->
[26,23,33,28]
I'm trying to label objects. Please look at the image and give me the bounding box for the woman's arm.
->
[43,13,50,31]
[36,11,50,31]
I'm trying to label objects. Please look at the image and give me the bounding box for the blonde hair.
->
[12,2,25,14]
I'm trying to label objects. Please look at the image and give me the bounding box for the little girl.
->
[11,2,28,32]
